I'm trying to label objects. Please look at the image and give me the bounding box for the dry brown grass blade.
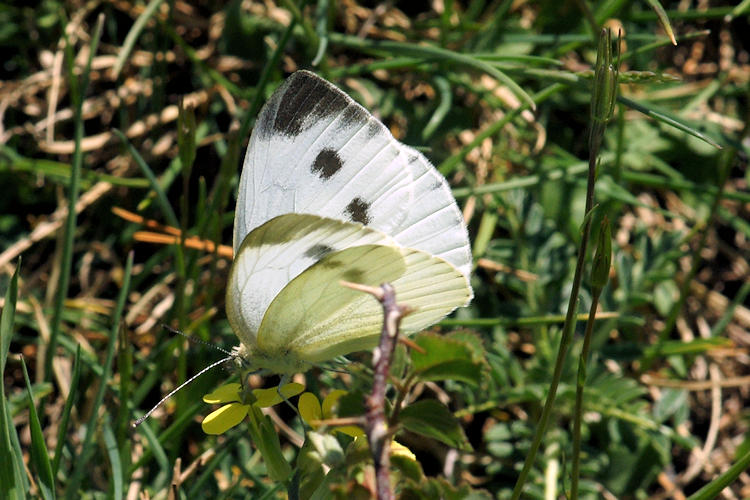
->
[112,207,233,258]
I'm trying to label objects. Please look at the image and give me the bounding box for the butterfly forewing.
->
[234,71,415,252]
[390,145,473,280]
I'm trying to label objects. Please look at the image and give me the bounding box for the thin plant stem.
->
[571,217,611,499]
[511,29,618,499]
[349,282,410,500]
[509,146,597,500]
[570,291,603,497]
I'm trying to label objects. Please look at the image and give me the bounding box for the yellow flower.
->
[202,382,305,435]
[298,389,364,437]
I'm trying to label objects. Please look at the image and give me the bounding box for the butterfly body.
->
[228,71,473,375]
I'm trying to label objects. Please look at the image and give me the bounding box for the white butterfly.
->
[227,71,473,375]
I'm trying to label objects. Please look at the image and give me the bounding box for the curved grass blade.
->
[21,358,55,500]
[328,32,535,111]
[52,345,81,475]
[64,252,134,500]
[102,418,123,500]
[619,96,722,149]
[645,0,677,45]
[112,0,167,78]
[421,75,452,140]
[112,129,180,230]
[0,262,27,500]
[686,447,750,500]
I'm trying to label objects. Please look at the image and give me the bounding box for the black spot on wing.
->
[340,106,370,130]
[304,244,335,260]
[366,120,383,138]
[342,268,365,284]
[272,72,350,136]
[311,149,343,180]
[319,258,343,270]
[345,197,371,225]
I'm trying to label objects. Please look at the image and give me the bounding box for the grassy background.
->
[1,0,749,498]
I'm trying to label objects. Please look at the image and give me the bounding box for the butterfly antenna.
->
[161,323,234,356]
[132,354,234,428]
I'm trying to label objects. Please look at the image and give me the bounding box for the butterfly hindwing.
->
[227,213,397,350]
[256,244,471,368]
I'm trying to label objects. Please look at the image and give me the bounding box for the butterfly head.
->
[234,342,313,376]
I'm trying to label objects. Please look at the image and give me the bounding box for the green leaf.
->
[653,388,687,423]
[248,405,292,482]
[653,280,679,315]
[399,400,471,451]
[401,476,493,500]
[306,430,345,467]
[391,451,423,483]
[410,333,482,386]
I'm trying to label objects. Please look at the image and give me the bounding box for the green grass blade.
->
[645,0,677,45]
[0,263,17,372]
[311,0,330,66]
[328,32,536,110]
[21,358,56,500]
[421,75,452,140]
[138,421,171,475]
[102,418,123,500]
[45,14,105,382]
[619,96,723,149]
[116,320,133,479]
[112,0,167,78]
[0,147,149,188]
[52,344,81,475]
[112,129,180,229]
[1,404,27,500]
[686,447,750,500]
[727,0,750,19]
[0,262,26,500]
[65,251,134,499]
